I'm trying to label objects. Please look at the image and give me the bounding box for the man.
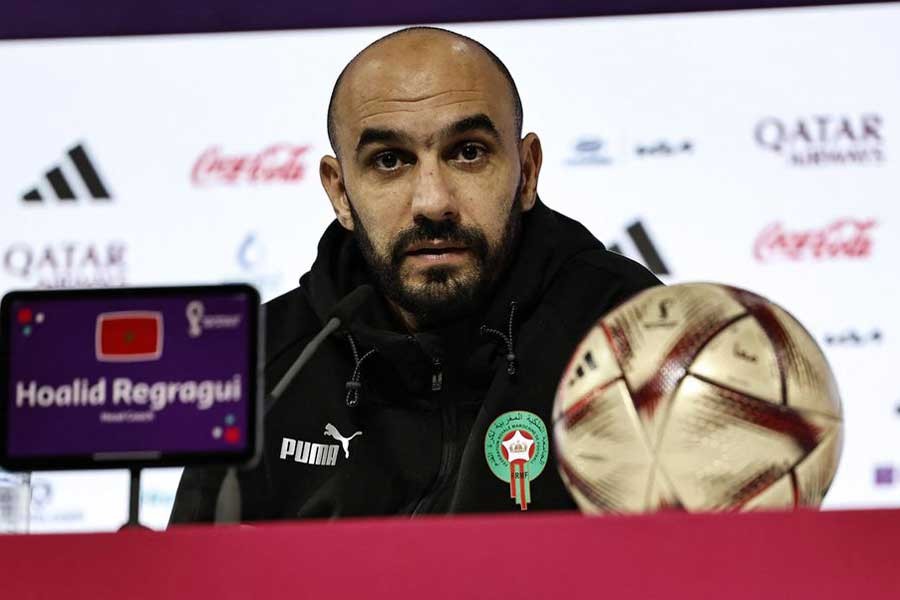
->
[171,26,659,521]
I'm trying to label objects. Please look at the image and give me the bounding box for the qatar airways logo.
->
[754,114,884,166]
[754,218,877,262]
[191,144,310,186]
[3,242,127,289]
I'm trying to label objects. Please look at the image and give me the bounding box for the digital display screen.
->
[0,285,260,470]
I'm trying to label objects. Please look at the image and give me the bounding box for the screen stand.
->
[119,467,149,531]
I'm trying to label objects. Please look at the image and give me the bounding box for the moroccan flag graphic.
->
[95,312,164,362]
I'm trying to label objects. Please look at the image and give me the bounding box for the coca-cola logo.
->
[3,242,127,288]
[191,144,310,186]
[753,219,876,262]
[754,114,884,166]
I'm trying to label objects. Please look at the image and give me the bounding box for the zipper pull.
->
[431,358,443,392]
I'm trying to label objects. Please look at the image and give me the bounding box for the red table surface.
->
[1,508,899,599]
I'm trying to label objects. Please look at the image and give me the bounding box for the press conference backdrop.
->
[2,2,898,531]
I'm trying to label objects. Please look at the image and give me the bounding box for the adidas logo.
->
[21,143,111,203]
[608,220,671,276]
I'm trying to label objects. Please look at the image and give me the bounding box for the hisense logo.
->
[21,143,112,203]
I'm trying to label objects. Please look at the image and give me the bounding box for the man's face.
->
[321,32,541,328]
[349,184,522,328]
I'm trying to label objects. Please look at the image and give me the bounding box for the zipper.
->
[431,358,443,391]
[412,357,454,515]
[412,404,456,515]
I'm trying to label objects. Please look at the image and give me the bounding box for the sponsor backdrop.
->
[1,2,898,530]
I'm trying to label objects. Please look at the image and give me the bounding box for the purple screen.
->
[5,291,253,459]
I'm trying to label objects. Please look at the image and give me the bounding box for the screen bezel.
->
[0,284,262,471]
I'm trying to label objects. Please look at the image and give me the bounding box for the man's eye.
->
[373,151,405,171]
[455,143,486,162]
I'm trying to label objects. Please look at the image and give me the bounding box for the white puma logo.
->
[323,423,362,459]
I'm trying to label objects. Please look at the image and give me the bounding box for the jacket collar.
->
[299,199,606,394]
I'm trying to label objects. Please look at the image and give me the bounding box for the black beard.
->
[349,191,522,330]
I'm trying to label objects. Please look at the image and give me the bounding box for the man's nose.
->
[410,159,459,223]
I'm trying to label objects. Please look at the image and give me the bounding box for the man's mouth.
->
[404,240,470,263]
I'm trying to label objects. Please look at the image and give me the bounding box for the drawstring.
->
[480,301,518,376]
[344,300,519,404]
[345,333,376,407]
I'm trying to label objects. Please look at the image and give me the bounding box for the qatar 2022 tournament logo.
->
[222,233,282,300]
[754,114,884,166]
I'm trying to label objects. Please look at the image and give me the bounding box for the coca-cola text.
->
[754,219,876,262]
[191,144,309,186]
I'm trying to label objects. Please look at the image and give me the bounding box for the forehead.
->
[334,35,517,147]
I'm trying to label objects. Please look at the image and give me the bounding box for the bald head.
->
[317,26,543,330]
[326,27,523,156]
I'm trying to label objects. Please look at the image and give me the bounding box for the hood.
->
[298,198,607,399]
[302,198,605,331]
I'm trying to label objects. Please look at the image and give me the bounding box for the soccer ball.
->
[552,283,842,513]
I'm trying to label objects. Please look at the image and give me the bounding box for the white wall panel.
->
[2,3,898,529]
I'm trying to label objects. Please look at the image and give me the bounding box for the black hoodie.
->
[170,200,659,521]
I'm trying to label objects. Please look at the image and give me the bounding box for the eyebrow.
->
[354,113,501,157]
[442,113,501,142]
[355,128,413,155]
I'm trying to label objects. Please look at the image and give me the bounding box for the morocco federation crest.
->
[484,411,549,511]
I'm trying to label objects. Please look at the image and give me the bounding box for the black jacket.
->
[170,200,659,521]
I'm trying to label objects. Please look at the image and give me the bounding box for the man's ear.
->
[518,133,543,212]
[320,155,354,230]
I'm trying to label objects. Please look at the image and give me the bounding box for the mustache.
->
[389,218,489,266]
